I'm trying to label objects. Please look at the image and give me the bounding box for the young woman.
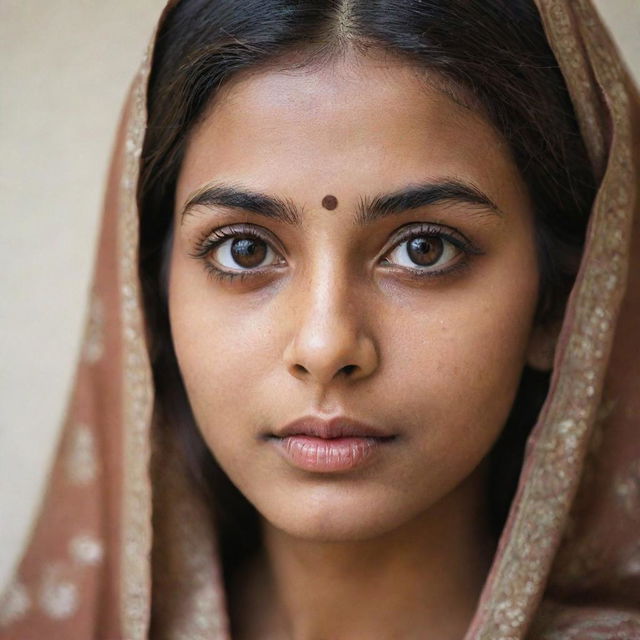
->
[1,1,639,638]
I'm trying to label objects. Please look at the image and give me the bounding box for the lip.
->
[269,416,396,472]
[274,415,393,439]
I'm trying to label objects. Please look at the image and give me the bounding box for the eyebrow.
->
[180,178,502,226]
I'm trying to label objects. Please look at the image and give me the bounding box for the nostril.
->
[289,363,360,380]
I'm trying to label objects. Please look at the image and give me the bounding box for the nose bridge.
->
[305,254,352,320]
[296,255,358,350]
[284,254,377,385]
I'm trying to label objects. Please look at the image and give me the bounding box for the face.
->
[169,51,543,541]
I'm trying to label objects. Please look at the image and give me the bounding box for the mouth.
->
[267,415,397,473]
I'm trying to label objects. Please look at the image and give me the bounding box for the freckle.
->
[321,195,338,210]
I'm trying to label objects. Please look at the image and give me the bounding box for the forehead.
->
[176,51,523,214]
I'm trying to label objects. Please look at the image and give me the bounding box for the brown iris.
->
[407,236,444,266]
[230,237,267,268]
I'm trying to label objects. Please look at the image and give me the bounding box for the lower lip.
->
[272,435,390,472]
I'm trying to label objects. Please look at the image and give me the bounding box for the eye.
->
[190,224,285,282]
[213,235,280,270]
[383,225,468,274]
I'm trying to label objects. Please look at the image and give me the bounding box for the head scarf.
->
[1,1,639,638]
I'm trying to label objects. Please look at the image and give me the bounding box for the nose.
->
[283,265,379,386]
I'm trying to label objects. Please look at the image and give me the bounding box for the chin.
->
[255,484,433,543]
[266,511,408,543]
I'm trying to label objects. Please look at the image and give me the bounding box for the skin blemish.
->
[321,194,338,210]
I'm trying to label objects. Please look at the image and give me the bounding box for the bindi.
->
[321,194,338,210]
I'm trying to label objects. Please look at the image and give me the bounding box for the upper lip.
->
[274,415,393,439]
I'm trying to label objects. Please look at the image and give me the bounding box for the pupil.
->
[231,237,266,268]
[408,236,443,266]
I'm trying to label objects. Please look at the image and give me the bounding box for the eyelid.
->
[190,223,284,260]
[192,221,475,254]
[385,222,481,255]
[190,220,482,282]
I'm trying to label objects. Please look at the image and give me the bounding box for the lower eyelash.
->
[392,258,472,280]
[202,261,255,283]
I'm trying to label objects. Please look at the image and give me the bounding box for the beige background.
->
[1,0,639,593]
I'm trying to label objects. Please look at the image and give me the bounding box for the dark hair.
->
[138,0,595,595]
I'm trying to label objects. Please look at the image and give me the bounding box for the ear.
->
[526,321,561,372]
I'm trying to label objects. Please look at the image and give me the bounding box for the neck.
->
[234,464,496,640]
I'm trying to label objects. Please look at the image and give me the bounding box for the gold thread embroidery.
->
[119,45,155,640]
[470,1,636,637]
[119,20,231,639]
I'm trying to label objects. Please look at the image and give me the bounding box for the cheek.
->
[166,218,541,539]
[384,245,540,458]
[167,249,265,423]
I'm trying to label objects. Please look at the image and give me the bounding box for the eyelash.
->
[190,224,283,283]
[190,222,482,283]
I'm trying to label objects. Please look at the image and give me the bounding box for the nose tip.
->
[284,322,378,386]
[282,261,379,387]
